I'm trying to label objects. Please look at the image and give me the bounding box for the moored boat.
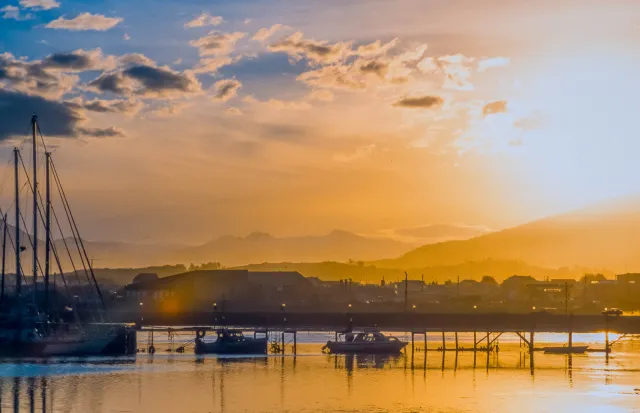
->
[322,331,408,354]
[194,329,268,355]
[0,114,133,357]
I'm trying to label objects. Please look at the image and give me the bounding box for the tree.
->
[481,275,498,285]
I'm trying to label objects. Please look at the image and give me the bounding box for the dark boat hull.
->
[324,341,408,354]
[195,338,268,355]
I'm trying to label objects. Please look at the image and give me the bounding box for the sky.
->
[0,0,639,244]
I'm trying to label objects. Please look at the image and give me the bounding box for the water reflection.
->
[0,346,633,412]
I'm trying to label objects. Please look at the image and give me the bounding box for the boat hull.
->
[195,338,268,355]
[325,341,408,354]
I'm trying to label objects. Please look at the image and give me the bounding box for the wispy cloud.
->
[1,5,32,20]
[184,13,223,28]
[20,0,59,10]
[269,32,352,65]
[189,31,246,56]
[213,78,242,101]
[252,24,288,42]
[477,56,510,72]
[77,126,126,138]
[483,100,508,116]
[393,95,444,109]
[46,13,123,31]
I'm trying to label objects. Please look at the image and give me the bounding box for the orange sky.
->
[1,0,640,243]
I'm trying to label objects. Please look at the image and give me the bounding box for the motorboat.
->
[194,329,268,355]
[322,331,407,354]
[543,345,589,354]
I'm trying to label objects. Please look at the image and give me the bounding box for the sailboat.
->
[0,114,135,357]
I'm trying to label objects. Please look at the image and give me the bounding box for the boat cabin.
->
[344,332,390,342]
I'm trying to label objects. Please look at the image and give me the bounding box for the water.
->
[0,332,639,412]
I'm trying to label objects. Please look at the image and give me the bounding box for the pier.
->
[124,311,639,355]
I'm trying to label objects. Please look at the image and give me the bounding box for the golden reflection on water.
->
[0,341,639,412]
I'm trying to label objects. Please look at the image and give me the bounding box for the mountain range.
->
[376,197,640,273]
[3,228,416,269]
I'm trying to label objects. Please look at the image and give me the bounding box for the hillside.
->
[378,198,640,272]
[234,259,601,284]
[170,230,415,267]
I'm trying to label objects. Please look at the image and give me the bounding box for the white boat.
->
[323,331,407,354]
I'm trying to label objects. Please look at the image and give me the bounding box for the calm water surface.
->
[0,332,639,412]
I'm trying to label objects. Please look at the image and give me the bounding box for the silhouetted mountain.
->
[172,230,415,267]
[234,259,597,284]
[0,224,415,269]
[378,197,640,272]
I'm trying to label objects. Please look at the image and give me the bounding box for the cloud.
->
[393,95,444,109]
[482,100,508,116]
[213,78,242,101]
[123,65,198,95]
[307,89,334,102]
[269,32,352,65]
[513,112,544,130]
[20,0,59,10]
[40,48,115,72]
[88,65,201,98]
[477,57,510,72]
[77,126,126,138]
[1,5,32,20]
[46,13,123,31]
[117,53,156,67]
[333,144,376,162]
[0,89,82,140]
[185,13,223,28]
[252,24,287,42]
[148,101,192,118]
[87,72,132,95]
[189,31,246,56]
[66,97,143,115]
[225,107,242,116]
[243,95,311,111]
[297,65,366,90]
[358,59,388,78]
[353,38,399,58]
[0,52,78,98]
[191,55,238,74]
[417,54,475,91]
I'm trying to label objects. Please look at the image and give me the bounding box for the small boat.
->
[194,329,268,355]
[322,331,408,354]
[543,345,589,354]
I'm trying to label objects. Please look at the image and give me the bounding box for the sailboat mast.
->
[0,213,6,303]
[31,114,38,287]
[44,152,51,310]
[14,148,20,297]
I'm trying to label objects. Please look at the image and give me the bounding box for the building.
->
[119,269,315,311]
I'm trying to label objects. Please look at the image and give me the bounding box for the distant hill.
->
[377,198,640,272]
[234,259,601,284]
[171,230,415,267]
[0,225,415,269]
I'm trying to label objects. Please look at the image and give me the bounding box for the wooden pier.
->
[129,311,636,356]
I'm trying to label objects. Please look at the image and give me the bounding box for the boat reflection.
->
[334,353,402,373]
